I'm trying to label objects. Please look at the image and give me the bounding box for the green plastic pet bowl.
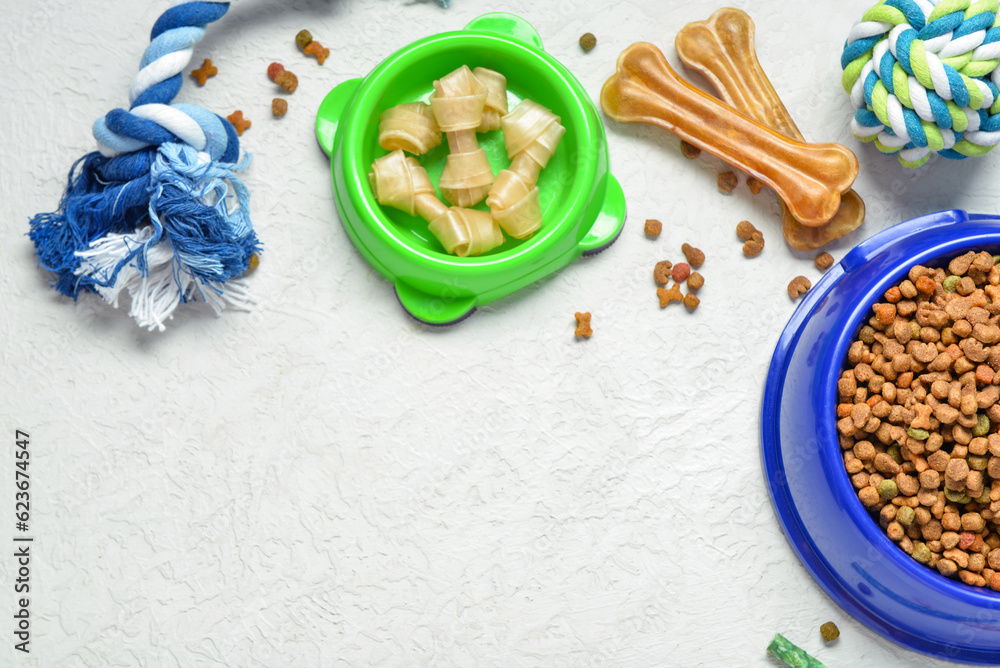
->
[316,12,626,325]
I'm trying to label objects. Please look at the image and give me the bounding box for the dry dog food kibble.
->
[644,219,662,238]
[671,262,691,283]
[226,110,251,135]
[579,32,597,52]
[737,220,764,258]
[191,58,217,85]
[687,271,704,291]
[683,293,700,311]
[820,621,840,643]
[653,260,672,285]
[680,140,701,159]
[657,284,683,307]
[788,276,811,300]
[839,250,1000,589]
[275,70,298,92]
[717,171,738,193]
[272,98,288,117]
[304,41,330,64]
[746,175,765,195]
[815,252,834,271]
[574,311,593,338]
[682,243,705,268]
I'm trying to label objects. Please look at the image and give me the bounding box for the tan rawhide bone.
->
[675,7,865,249]
[600,42,858,227]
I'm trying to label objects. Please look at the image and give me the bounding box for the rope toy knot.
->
[29,1,261,331]
[841,0,1000,167]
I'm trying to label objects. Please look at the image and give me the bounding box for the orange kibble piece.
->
[884,286,902,303]
[644,219,662,237]
[574,312,593,338]
[977,365,995,384]
[226,110,251,135]
[191,58,218,85]
[303,40,330,65]
[915,275,937,294]
[873,303,896,325]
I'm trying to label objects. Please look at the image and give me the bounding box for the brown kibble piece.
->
[820,621,840,643]
[743,231,764,258]
[272,98,288,117]
[226,110,251,135]
[574,312,592,338]
[644,219,662,238]
[717,171,738,193]
[275,70,298,93]
[788,276,811,300]
[680,140,701,159]
[681,243,705,268]
[683,293,700,311]
[746,176,765,195]
[653,261,672,285]
[736,220,759,240]
[579,32,597,52]
[304,40,330,65]
[815,252,834,271]
[191,58,218,86]
[687,272,704,291]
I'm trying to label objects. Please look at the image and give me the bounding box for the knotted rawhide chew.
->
[377,102,442,155]
[430,65,496,207]
[841,0,1000,168]
[28,1,262,331]
[486,99,565,239]
[369,149,504,257]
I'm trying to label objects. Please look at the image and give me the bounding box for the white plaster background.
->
[3,0,1000,666]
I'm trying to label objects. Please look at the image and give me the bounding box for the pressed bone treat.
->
[838,250,1000,589]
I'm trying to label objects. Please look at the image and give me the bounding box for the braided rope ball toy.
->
[841,0,1000,168]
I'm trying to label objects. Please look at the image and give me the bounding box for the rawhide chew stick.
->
[369,150,504,257]
[377,102,442,155]
[675,8,865,249]
[486,99,565,239]
[472,67,509,133]
[430,65,495,207]
[600,42,858,227]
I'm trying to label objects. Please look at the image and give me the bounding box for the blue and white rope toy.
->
[841,0,1000,168]
[29,1,258,331]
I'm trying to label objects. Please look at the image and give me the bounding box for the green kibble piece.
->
[897,505,916,526]
[907,427,930,441]
[859,325,877,344]
[979,489,993,504]
[878,479,899,500]
[887,444,903,465]
[579,32,597,52]
[974,414,991,437]
[943,275,961,293]
[993,254,1000,265]
[820,621,840,643]
[296,29,313,50]
[969,454,989,471]
[945,488,972,504]
[913,542,932,563]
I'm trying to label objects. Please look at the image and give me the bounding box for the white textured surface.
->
[2,0,997,666]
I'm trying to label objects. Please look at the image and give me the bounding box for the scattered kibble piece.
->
[671,262,691,283]
[272,98,288,117]
[681,243,704,268]
[226,110,251,135]
[746,175,765,194]
[247,253,260,271]
[653,261,672,285]
[687,272,704,291]
[736,220,759,240]
[717,171,738,193]
[274,70,298,93]
[680,140,701,159]
[579,32,597,52]
[683,293,700,311]
[295,29,313,50]
[191,58,218,85]
[820,622,840,643]
[574,311,592,338]
[304,40,330,65]
[657,284,683,307]
[644,219,662,238]
[267,62,285,81]
[743,231,764,258]
[788,275,811,300]
[767,634,826,668]
[815,252,834,271]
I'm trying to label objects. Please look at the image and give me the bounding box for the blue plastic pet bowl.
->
[762,210,1000,664]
